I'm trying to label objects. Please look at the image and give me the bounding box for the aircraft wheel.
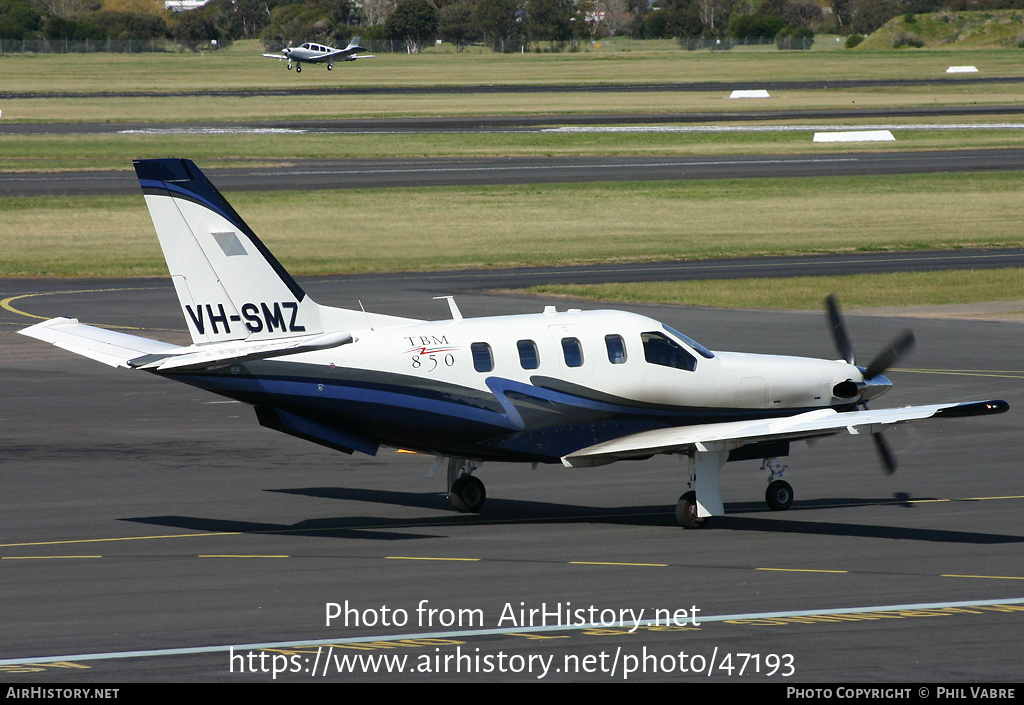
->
[296,64,301,72]
[287,64,292,70]
[328,63,333,70]
[450,475,485,513]
[676,491,707,529]
[765,480,794,511]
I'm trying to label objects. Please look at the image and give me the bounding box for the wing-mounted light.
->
[825,294,915,474]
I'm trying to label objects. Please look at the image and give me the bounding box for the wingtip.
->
[934,400,1010,418]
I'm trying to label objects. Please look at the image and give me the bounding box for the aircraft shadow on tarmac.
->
[121,486,1024,545]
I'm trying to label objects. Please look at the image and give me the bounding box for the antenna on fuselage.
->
[358,300,373,331]
[433,296,463,321]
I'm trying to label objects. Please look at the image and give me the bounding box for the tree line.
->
[2,0,1023,51]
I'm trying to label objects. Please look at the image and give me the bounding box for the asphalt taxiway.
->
[1,275,1022,682]
[1,105,1022,679]
[4,148,1024,197]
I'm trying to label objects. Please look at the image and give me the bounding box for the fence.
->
[0,35,815,54]
[0,38,177,54]
[678,36,814,50]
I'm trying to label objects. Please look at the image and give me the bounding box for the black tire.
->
[765,480,794,511]
[450,475,486,513]
[676,491,707,529]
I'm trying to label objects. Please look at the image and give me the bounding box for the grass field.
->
[2,40,1023,170]
[1,40,1022,310]
[2,172,1020,278]
[3,40,1024,96]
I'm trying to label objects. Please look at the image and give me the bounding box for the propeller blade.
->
[825,294,854,364]
[873,432,898,475]
[864,329,916,380]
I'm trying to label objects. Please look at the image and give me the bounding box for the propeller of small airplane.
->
[825,294,915,474]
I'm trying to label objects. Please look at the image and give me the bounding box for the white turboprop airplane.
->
[20,159,1009,528]
[262,37,373,72]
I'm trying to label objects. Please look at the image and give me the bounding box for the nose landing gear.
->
[763,458,793,511]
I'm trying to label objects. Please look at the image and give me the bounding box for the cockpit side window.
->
[605,334,627,364]
[641,331,696,371]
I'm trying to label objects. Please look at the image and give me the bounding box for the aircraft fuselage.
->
[161,308,866,463]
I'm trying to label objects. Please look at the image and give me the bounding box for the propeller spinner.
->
[825,294,915,474]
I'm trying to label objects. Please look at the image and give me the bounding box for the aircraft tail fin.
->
[346,36,368,52]
[134,159,324,346]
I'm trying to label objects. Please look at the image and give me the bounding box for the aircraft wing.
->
[20,317,354,371]
[561,401,1009,467]
[262,53,287,59]
[327,47,372,59]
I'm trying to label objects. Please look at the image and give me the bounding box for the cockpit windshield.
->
[663,325,715,359]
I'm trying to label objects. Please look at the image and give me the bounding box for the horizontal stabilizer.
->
[562,400,1009,467]
[128,330,355,372]
[19,318,179,369]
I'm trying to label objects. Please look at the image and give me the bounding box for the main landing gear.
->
[676,491,705,530]
[676,454,795,529]
[435,457,486,513]
[765,480,794,511]
[762,458,793,511]
[450,475,485,513]
[676,449,727,529]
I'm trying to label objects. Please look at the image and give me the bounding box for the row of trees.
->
[0,0,238,47]
[3,0,1024,49]
[253,0,1024,52]
[270,0,1024,52]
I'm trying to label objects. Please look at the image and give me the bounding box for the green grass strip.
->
[1,172,1020,277]
[527,268,1024,310]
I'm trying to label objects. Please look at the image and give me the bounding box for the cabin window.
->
[605,334,627,364]
[471,342,493,372]
[561,337,584,368]
[641,331,696,371]
[517,339,540,370]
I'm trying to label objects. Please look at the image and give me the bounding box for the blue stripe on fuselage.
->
[157,365,823,461]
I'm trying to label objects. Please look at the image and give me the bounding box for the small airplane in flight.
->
[262,37,373,72]
[20,159,1009,528]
